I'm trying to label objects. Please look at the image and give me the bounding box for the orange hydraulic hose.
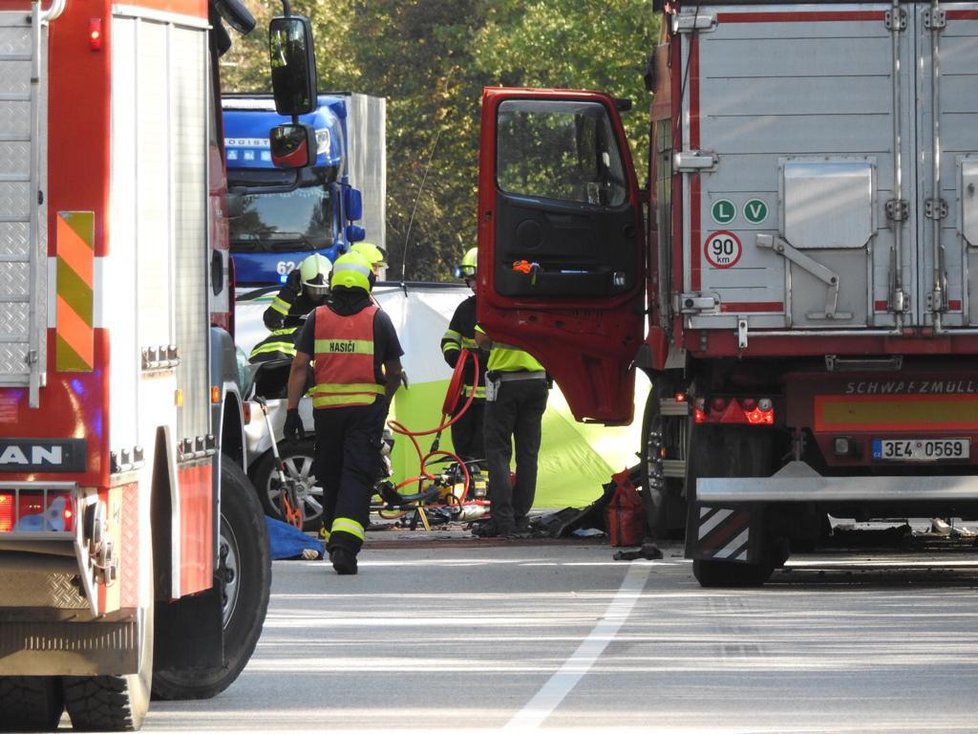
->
[385,350,483,506]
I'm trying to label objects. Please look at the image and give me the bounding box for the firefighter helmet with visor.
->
[453,247,478,280]
[299,253,332,298]
[330,252,373,293]
[350,242,387,270]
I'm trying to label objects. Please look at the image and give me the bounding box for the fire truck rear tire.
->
[151,460,270,700]
[0,675,64,730]
[62,604,153,731]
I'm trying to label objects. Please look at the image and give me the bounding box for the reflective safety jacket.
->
[248,327,298,363]
[311,304,385,408]
[441,295,486,400]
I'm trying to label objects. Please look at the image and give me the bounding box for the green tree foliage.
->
[222,1,656,281]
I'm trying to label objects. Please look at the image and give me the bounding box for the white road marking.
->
[505,562,652,729]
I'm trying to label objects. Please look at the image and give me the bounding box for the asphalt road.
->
[141,533,978,734]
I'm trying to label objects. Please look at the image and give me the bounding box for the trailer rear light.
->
[744,404,775,425]
[694,396,775,425]
[0,493,13,532]
[693,397,707,423]
[0,489,74,533]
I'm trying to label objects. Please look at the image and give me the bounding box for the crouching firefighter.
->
[283,252,404,575]
[249,253,332,363]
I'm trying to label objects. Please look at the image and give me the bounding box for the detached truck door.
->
[477,88,646,425]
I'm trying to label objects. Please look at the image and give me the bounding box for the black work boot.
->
[329,546,358,575]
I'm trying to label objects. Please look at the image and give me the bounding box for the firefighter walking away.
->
[284,252,404,574]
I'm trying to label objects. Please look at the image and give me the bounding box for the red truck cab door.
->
[477,88,646,424]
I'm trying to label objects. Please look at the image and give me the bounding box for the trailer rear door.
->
[477,89,645,424]
[675,2,978,336]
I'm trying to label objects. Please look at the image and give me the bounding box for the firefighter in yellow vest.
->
[440,247,487,479]
[472,327,549,538]
[283,252,404,575]
[249,253,332,363]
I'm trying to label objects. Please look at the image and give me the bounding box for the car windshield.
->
[230,185,333,253]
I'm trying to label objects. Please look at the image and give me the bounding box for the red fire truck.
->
[0,0,316,729]
[477,1,978,587]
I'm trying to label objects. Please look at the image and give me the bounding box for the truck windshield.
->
[229,171,335,253]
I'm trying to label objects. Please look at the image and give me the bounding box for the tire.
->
[250,440,321,531]
[63,604,153,731]
[693,557,774,587]
[639,374,688,539]
[152,460,270,700]
[0,676,64,731]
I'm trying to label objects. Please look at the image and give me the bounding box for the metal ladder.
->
[0,2,62,407]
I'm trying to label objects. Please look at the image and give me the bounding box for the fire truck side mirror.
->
[268,15,317,116]
[269,124,318,169]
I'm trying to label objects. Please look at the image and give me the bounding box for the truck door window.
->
[489,96,639,300]
[496,100,626,207]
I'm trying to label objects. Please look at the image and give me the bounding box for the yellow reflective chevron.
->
[331,517,365,541]
[270,296,290,316]
[56,212,94,372]
[311,382,384,408]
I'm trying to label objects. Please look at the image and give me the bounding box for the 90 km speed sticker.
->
[704,230,742,269]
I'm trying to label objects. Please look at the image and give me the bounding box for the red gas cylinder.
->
[606,469,646,547]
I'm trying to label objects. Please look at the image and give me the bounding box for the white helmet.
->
[299,253,332,298]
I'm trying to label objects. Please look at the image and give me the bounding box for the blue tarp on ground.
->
[265,515,324,560]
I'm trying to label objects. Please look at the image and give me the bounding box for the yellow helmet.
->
[330,252,372,293]
[453,247,477,279]
[350,242,387,269]
[298,253,332,298]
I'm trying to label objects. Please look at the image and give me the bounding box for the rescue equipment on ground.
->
[381,348,491,529]
[606,468,646,547]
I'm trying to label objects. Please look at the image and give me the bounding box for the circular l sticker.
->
[704,230,743,269]
[711,199,735,224]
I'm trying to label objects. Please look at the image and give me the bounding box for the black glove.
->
[283,409,304,441]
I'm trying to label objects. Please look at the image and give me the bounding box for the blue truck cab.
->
[223,94,366,286]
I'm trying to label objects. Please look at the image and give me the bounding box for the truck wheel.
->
[640,374,688,539]
[63,604,153,731]
[0,676,64,730]
[250,439,322,531]
[693,557,774,587]
[152,460,270,700]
